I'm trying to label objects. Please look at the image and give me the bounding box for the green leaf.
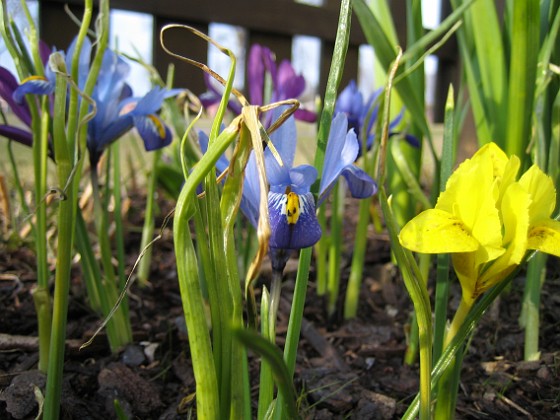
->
[353,0,430,141]
[234,328,300,420]
[505,0,540,162]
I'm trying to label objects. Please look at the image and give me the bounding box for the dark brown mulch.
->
[1,204,559,419]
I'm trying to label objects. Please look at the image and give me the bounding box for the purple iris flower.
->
[200,110,376,259]
[335,80,418,153]
[0,41,52,148]
[12,36,176,166]
[200,44,316,123]
[0,66,34,147]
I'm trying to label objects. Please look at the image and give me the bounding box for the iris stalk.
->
[43,54,73,420]
[275,0,352,417]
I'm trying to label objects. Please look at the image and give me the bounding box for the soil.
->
[1,196,559,420]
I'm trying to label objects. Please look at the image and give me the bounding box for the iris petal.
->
[0,67,31,126]
[0,125,33,147]
[476,182,530,295]
[13,76,53,103]
[275,60,305,99]
[436,144,503,256]
[518,164,556,223]
[527,219,560,257]
[265,111,296,190]
[341,165,377,199]
[248,44,267,105]
[268,191,321,249]
[133,114,172,151]
[289,165,317,194]
[335,80,363,117]
[399,208,480,254]
[198,130,230,174]
[240,153,262,227]
[132,87,168,115]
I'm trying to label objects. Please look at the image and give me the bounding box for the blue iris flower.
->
[200,110,376,257]
[12,36,177,165]
[335,80,418,153]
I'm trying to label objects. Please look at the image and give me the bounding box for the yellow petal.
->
[476,142,509,178]
[518,165,557,223]
[497,154,520,208]
[527,219,560,257]
[436,148,503,253]
[478,182,530,292]
[399,209,480,254]
[452,252,478,300]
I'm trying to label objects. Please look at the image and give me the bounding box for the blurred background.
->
[1,0,448,122]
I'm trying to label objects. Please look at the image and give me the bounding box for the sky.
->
[1,0,441,101]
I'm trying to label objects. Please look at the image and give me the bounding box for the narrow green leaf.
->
[505,0,540,161]
[234,328,299,420]
[461,0,507,143]
[353,0,430,141]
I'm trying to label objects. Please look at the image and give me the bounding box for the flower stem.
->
[327,182,344,316]
[434,296,473,419]
[137,148,161,286]
[43,54,73,420]
[343,195,371,318]
[33,95,51,373]
[90,165,132,352]
[274,247,312,420]
[521,252,546,360]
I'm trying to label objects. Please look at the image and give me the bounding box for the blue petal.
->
[89,114,133,151]
[13,76,54,103]
[403,133,420,148]
[389,108,404,129]
[239,152,261,227]
[341,165,377,199]
[335,80,363,118]
[318,114,358,198]
[265,110,296,191]
[198,130,229,174]
[288,165,317,194]
[133,114,172,151]
[131,86,167,115]
[96,49,130,105]
[66,35,92,89]
[268,191,321,249]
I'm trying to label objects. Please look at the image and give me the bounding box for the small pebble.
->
[122,344,146,367]
[537,366,550,380]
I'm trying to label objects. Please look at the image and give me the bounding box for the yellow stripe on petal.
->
[285,192,300,225]
[21,75,48,83]
[148,114,166,138]
[398,208,480,254]
[527,219,560,257]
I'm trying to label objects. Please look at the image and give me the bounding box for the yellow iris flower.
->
[399,142,560,308]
